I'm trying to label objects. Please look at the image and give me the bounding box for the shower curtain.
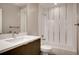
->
[38,4,77,54]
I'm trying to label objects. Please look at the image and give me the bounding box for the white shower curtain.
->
[38,4,77,53]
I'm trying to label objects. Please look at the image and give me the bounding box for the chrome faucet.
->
[9,26,20,38]
[12,31,16,38]
[12,31,20,38]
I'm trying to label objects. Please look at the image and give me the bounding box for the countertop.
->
[0,35,40,54]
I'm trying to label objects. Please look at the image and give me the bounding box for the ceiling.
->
[39,3,55,8]
[0,3,62,8]
[12,3,27,7]
[12,3,56,7]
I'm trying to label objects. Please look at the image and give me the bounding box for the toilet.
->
[41,45,52,55]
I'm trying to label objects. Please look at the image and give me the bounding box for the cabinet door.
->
[0,9,2,33]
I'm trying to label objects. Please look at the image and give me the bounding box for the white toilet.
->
[41,35,52,55]
[41,45,52,55]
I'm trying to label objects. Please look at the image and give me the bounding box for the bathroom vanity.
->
[0,35,40,55]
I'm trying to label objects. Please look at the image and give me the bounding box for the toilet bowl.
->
[41,45,52,55]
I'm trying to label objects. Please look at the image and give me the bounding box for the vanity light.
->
[54,3,57,5]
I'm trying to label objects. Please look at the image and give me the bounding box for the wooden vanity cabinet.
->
[1,39,40,55]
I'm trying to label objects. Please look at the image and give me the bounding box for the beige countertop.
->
[0,35,40,54]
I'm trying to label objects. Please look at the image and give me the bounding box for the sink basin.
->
[5,37,25,43]
[5,36,34,43]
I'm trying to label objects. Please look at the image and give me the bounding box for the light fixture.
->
[54,3,57,5]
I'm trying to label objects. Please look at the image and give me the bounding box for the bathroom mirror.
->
[0,3,38,36]
[0,3,23,34]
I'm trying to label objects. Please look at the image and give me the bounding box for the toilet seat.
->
[41,45,52,54]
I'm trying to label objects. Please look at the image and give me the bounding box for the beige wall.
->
[0,4,20,33]
[27,4,38,35]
